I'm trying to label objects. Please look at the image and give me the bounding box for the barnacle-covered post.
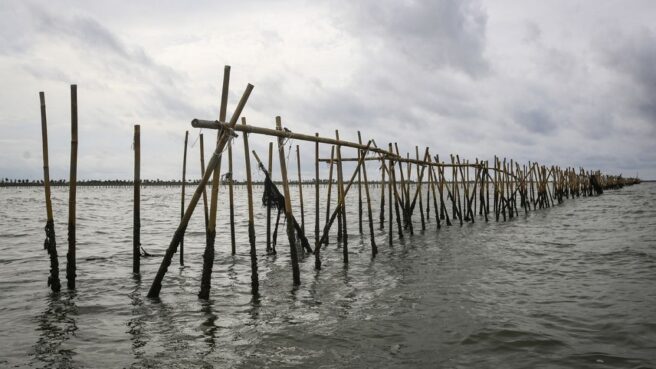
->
[39,91,60,292]
[133,124,141,274]
[242,117,259,294]
[67,84,78,290]
[276,116,301,285]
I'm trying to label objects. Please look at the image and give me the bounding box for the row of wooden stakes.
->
[37,67,640,299]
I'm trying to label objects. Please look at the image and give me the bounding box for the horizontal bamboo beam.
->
[192,119,392,157]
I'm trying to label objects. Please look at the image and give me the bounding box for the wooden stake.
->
[67,84,78,290]
[296,145,305,234]
[133,124,141,274]
[314,134,320,248]
[335,130,348,263]
[276,117,300,285]
[197,66,234,300]
[228,143,236,255]
[358,141,363,235]
[358,132,377,256]
[266,142,274,254]
[180,130,188,266]
[199,134,209,230]
[380,154,386,230]
[242,118,259,295]
[39,91,60,292]
[324,146,335,245]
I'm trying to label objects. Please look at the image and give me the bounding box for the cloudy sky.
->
[1,0,654,181]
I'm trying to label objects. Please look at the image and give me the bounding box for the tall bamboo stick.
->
[67,84,78,290]
[39,91,60,292]
[335,130,348,262]
[380,155,386,230]
[197,67,234,300]
[358,132,377,256]
[358,142,363,235]
[296,145,305,234]
[325,146,335,245]
[314,134,320,247]
[180,130,188,266]
[276,117,301,285]
[228,143,236,255]
[133,124,141,274]
[242,118,259,295]
[199,134,209,230]
[266,142,273,254]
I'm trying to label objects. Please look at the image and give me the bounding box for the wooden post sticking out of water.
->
[315,134,320,248]
[324,146,335,245]
[242,118,259,295]
[180,130,189,266]
[358,132,377,256]
[358,142,363,235]
[199,134,209,231]
[296,145,305,234]
[228,143,236,255]
[335,130,348,263]
[387,150,393,243]
[39,91,61,292]
[67,84,78,290]
[380,154,386,230]
[266,142,274,254]
[133,124,141,275]
[276,116,301,285]
[197,66,234,300]
[147,82,253,300]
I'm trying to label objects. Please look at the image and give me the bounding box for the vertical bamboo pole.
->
[39,91,60,292]
[335,130,348,263]
[387,148,393,244]
[276,117,301,285]
[324,146,335,245]
[380,156,386,230]
[180,130,189,266]
[228,143,236,255]
[133,124,141,274]
[296,145,305,234]
[266,142,273,253]
[66,84,78,290]
[358,142,363,235]
[197,67,233,300]
[199,134,209,230]
[242,118,259,294]
[390,144,404,238]
[416,147,426,231]
[314,134,320,247]
[358,132,377,256]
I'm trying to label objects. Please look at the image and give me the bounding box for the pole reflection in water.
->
[32,291,78,368]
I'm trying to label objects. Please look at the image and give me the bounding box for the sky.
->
[1,0,654,181]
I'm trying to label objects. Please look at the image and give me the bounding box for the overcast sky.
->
[1,0,654,181]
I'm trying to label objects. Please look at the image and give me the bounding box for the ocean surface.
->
[1,182,655,368]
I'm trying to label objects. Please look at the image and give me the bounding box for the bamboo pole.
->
[39,91,60,292]
[276,116,301,285]
[335,130,348,262]
[390,144,404,238]
[133,124,141,274]
[266,142,273,254]
[387,151,393,243]
[67,84,78,290]
[199,134,209,231]
[197,67,234,300]
[380,154,386,230]
[358,141,363,235]
[314,140,372,269]
[324,146,335,245]
[358,132,377,256]
[242,118,259,295]
[228,143,236,255]
[150,83,252,300]
[314,134,320,248]
[416,147,426,231]
[296,145,305,234]
[180,130,188,266]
